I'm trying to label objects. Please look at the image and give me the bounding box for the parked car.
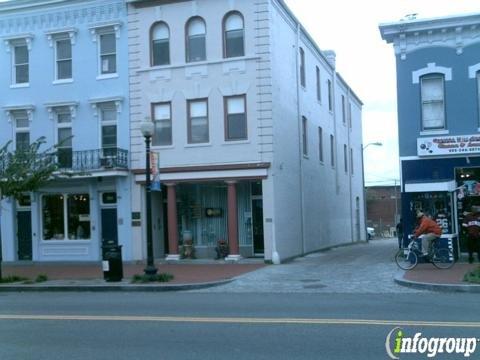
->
[367,227,375,240]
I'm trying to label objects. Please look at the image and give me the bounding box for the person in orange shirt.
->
[414,211,442,256]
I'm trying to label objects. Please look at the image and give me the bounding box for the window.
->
[341,95,346,124]
[186,17,206,62]
[225,95,247,141]
[188,99,209,143]
[55,38,72,80]
[348,102,352,129]
[343,144,348,173]
[316,66,321,101]
[56,107,73,168]
[13,43,29,84]
[318,127,323,162]
[330,134,335,167]
[299,47,305,87]
[42,194,90,241]
[223,12,244,58]
[420,74,445,130]
[99,102,117,156]
[99,31,116,75]
[302,116,308,156]
[328,79,333,111]
[152,102,172,146]
[151,22,170,66]
[14,110,29,151]
[350,148,354,175]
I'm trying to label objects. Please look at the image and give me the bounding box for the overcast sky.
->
[284,0,480,186]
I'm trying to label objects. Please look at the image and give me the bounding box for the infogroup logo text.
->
[385,327,478,359]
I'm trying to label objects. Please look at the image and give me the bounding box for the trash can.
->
[102,243,123,282]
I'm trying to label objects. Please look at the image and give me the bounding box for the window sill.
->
[151,144,174,150]
[10,83,30,89]
[96,73,119,80]
[184,142,212,148]
[41,239,92,244]
[419,129,449,136]
[53,79,74,85]
[222,139,250,145]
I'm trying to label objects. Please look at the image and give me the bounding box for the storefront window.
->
[42,193,90,240]
[411,192,452,234]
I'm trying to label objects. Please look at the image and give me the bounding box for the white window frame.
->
[55,107,73,147]
[327,79,333,112]
[187,98,209,144]
[420,74,446,131]
[14,110,30,151]
[3,35,33,88]
[54,37,73,82]
[98,102,118,151]
[152,102,173,147]
[89,23,121,80]
[12,41,29,86]
[343,144,348,173]
[316,66,321,102]
[318,126,323,163]
[186,17,206,63]
[302,116,308,156]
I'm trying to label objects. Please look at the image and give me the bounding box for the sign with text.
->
[417,135,480,156]
[150,151,161,191]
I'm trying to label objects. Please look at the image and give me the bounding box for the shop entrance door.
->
[17,210,32,260]
[101,208,118,246]
[252,199,264,254]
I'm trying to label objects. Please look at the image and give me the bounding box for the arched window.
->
[186,17,206,62]
[151,22,170,66]
[420,73,445,130]
[223,11,244,58]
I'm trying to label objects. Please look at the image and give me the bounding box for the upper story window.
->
[223,11,244,58]
[13,42,29,85]
[350,148,354,175]
[99,102,117,156]
[151,22,170,66]
[327,79,333,112]
[89,23,120,78]
[99,32,116,75]
[302,116,308,156]
[186,17,206,63]
[299,47,305,88]
[343,144,348,173]
[188,99,209,144]
[55,107,73,168]
[318,126,323,162]
[55,38,72,80]
[152,102,172,146]
[330,134,335,167]
[14,110,30,151]
[341,95,346,124]
[316,66,321,102]
[225,95,247,141]
[420,74,445,131]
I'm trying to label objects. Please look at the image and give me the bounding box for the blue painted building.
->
[380,13,480,252]
[0,0,132,262]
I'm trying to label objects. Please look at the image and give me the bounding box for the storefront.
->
[401,134,480,255]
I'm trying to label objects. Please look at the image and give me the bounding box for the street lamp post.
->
[362,141,383,242]
[140,119,157,276]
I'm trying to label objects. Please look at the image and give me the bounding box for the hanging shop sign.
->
[150,151,161,191]
[418,135,480,156]
[205,208,223,217]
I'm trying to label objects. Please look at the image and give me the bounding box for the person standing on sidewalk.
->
[414,211,442,256]
[462,205,480,263]
[396,218,404,249]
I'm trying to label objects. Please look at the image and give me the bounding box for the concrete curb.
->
[394,273,480,293]
[0,278,233,292]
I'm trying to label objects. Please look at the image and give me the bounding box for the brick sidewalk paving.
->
[403,262,479,284]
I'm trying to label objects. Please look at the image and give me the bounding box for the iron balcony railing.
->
[57,147,129,172]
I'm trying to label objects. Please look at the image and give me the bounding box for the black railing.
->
[57,148,129,172]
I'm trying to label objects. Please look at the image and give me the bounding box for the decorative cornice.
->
[44,101,79,120]
[45,27,77,46]
[0,2,125,36]
[3,104,35,123]
[89,96,123,116]
[3,33,34,52]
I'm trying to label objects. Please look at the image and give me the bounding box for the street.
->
[1,239,480,359]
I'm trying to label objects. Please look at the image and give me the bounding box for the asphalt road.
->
[1,292,479,360]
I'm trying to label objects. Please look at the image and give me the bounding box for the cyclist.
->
[413,210,442,256]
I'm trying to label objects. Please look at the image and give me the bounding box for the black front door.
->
[101,208,118,246]
[17,211,32,260]
[252,199,264,254]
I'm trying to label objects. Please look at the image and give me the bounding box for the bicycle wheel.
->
[432,248,455,269]
[395,249,418,270]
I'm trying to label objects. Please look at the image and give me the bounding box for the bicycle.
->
[395,237,455,270]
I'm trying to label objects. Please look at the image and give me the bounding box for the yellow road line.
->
[0,315,479,327]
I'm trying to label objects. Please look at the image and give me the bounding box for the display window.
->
[42,193,91,240]
[455,168,480,251]
[410,192,453,234]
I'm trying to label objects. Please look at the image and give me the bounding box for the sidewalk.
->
[0,260,266,292]
[394,262,480,292]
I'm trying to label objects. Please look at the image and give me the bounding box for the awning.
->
[404,180,456,193]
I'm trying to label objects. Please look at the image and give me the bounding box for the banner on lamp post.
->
[150,151,161,191]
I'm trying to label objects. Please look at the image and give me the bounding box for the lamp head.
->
[140,118,155,137]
